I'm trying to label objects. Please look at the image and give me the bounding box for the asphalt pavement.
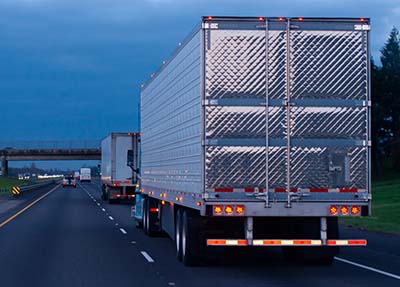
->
[0,182,399,287]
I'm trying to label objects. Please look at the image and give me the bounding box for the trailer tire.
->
[181,211,201,266]
[144,197,159,237]
[175,209,183,262]
[143,199,149,235]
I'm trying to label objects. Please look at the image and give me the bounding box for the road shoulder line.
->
[0,184,60,228]
[335,256,400,280]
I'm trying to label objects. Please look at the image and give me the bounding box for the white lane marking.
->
[168,283,176,286]
[131,241,136,244]
[335,257,400,280]
[97,203,100,206]
[120,228,127,234]
[108,216,114,221]
[101,208,106,212]
[115,223,119,226]
[141,251,155,263]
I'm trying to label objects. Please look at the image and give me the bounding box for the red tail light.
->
[329,205,338,215]
[214,205,223,215]
[351,206,360,215]
[224,205,233,215]
[340,206,349,215]
[149,207,159,213]
[235,205,245,215]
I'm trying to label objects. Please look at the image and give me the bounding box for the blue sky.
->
[0,0,399,169]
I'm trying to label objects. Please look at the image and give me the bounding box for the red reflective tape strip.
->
[207,239,225,245]
[263,240,282,245]
[207,239,248,246]
[244,188,254,193]
[214,188,233,192]
[291,188,298,193]
[327,239,367,246]
[310,188,328,192]
[339,188,358,193]
[348,239,367,245]
[293,240,312,245]
[275,188,286,193]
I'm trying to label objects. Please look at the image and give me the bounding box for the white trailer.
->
[79,168,91,182]
[101,133,140,203]
[137,16,371,266]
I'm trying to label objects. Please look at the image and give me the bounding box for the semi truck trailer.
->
[136,16,371,266]
[101,133,140,203]
[79,168,91,182]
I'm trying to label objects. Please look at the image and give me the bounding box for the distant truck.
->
[74,171,80,180]
[136,17,371,266]
[101,133,140,203]
[79,168,91,182]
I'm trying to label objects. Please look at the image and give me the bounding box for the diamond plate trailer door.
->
[203,18,370,205]
[204,19,268,192]
[285,19,370,205]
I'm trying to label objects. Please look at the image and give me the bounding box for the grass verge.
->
[341,178,400,234]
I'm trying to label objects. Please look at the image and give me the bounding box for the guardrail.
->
[4,180,57,198]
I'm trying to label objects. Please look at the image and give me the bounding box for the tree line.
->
[372,27,400,178]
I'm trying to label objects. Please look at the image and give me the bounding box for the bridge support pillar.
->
[1,157,8,177]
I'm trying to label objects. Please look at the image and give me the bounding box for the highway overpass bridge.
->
[0,140,101,176]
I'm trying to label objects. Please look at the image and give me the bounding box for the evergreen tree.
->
[380,27,400,75]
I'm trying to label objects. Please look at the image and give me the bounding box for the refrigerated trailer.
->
[101,133,140,203]
[137,16,371,266]
[80,168,91,182]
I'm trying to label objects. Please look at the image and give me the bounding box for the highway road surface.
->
[0,183,399,287]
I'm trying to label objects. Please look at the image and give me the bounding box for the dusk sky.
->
[1,0,399,169]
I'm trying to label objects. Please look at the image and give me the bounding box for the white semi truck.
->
[79,168,91,182]
[101,133,140,203]
[136,16,371,266]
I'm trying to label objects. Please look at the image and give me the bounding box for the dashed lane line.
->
[120,228,127,235]
[141,251,155,263]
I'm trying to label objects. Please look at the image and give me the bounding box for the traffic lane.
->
[0,184,166,287]
[0,182,58,223]
[84,183,400,287]
[339,226,400,276]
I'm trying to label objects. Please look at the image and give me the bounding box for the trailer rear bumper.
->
[206,239,367,246]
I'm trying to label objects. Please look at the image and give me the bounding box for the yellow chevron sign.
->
[11,186,21,196]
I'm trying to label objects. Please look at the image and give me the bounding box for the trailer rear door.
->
[203,18,370,205]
